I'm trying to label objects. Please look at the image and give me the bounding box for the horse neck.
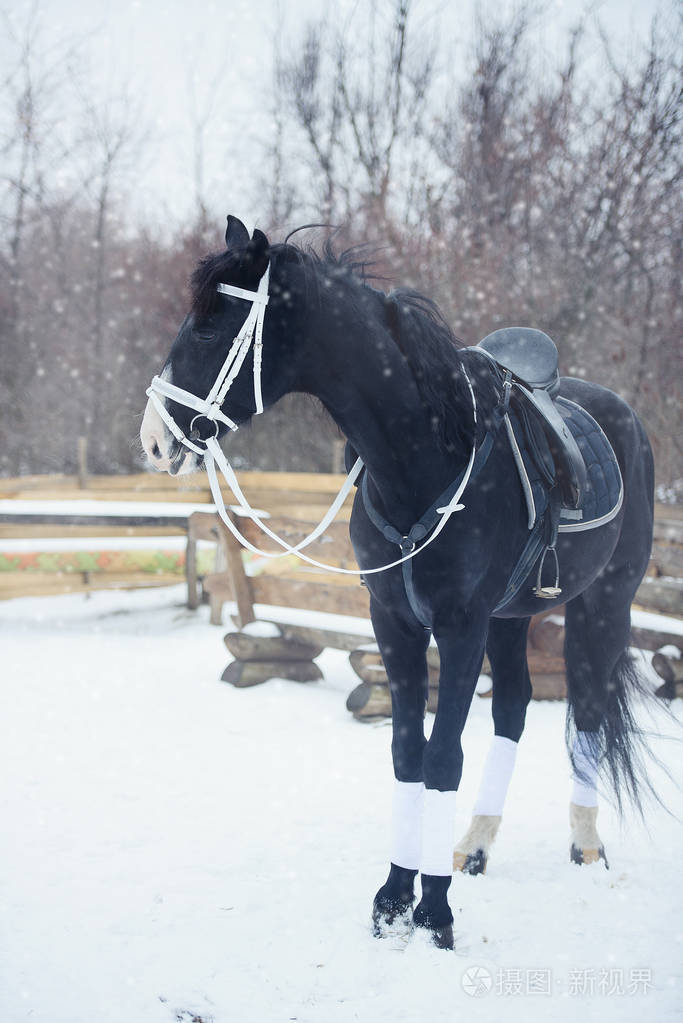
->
[295,285,467,526]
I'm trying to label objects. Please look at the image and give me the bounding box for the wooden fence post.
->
[331,438,345,475]
[215,512,255,627]
[77,437,88,489]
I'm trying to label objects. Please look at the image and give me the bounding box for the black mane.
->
[190,236,499,456]
[383,287,499,453]
[190,238,374,320]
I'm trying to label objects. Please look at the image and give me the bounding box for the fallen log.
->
[345,681,439,720]
[651,650,683,684]
[508,612,683,656]
[655,681,683,700]
[653,518,683,545]
[348,649,389,685]
[631,624,683,652]
[528,616,565,657]
[348,646,493,686]
[651,542,683,580]
[348,644,560,689]
[222,659,323,688]
[526,651,567,675]
[346,682,392,720]
[529,674,567,701]
[223,632,323,662]
[635,577,683,616]
[348,648,440,688]
[278,623,374,652]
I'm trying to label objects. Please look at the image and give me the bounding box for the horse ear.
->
[241,227,270,280]
[225,215,250,250]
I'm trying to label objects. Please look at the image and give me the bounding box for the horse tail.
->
[562,404,673,816]
[565,647,671,818]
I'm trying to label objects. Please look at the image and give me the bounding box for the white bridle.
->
[146,265,271,453]
[146,263,478,576]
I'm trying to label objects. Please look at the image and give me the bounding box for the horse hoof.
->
[453,848,487,875]
[430,922,455,950]
[570,843,609,869]
[412,900,455,950]
[372,902,414,941]
[413,920,455,950]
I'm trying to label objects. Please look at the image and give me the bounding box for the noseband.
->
[146,262,480,577]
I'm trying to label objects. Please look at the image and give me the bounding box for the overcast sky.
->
[5,0,667,231]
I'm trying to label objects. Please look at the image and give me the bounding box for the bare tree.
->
[185,58,232,235]
[278,0,437,242]
[0,1,83,471]
[1,0,680,487]
[74,83,149,460]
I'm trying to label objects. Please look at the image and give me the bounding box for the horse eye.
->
[196,330,217,343]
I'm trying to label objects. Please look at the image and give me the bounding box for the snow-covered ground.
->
[1,586,681,1023]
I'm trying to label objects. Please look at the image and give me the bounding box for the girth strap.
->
[360,431,495,628]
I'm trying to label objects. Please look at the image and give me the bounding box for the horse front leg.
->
[414,605,489,950]
[369,601,430,939]
[454,617,532,875]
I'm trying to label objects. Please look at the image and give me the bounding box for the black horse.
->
[141,216,656,950]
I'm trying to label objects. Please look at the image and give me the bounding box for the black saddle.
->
[476,327,587,509]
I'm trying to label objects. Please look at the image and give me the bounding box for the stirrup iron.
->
[533,545,562,599]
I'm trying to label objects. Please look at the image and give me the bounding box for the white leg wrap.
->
[571,731,599,807]
[390,780,424,871]
[420,789,457,876]
[473,735,518,816]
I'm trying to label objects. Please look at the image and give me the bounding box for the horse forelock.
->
[190,250,242,321]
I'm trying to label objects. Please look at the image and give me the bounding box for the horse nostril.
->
[151,440,161,459]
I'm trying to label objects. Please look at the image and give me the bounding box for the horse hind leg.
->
[568,728,608,866]
[564,554,653,867]
[453,617,532,875]
[570,806,608,867]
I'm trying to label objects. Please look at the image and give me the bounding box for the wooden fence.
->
[0,471,681,615]
[0,470,358,604]
[2,471,681,715]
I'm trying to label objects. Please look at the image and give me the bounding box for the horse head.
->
[140,215,295,475]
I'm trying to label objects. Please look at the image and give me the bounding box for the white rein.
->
[146,262,478,576]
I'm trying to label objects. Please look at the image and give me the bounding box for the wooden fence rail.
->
[0,472,681,616]
[1,471,681,716]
